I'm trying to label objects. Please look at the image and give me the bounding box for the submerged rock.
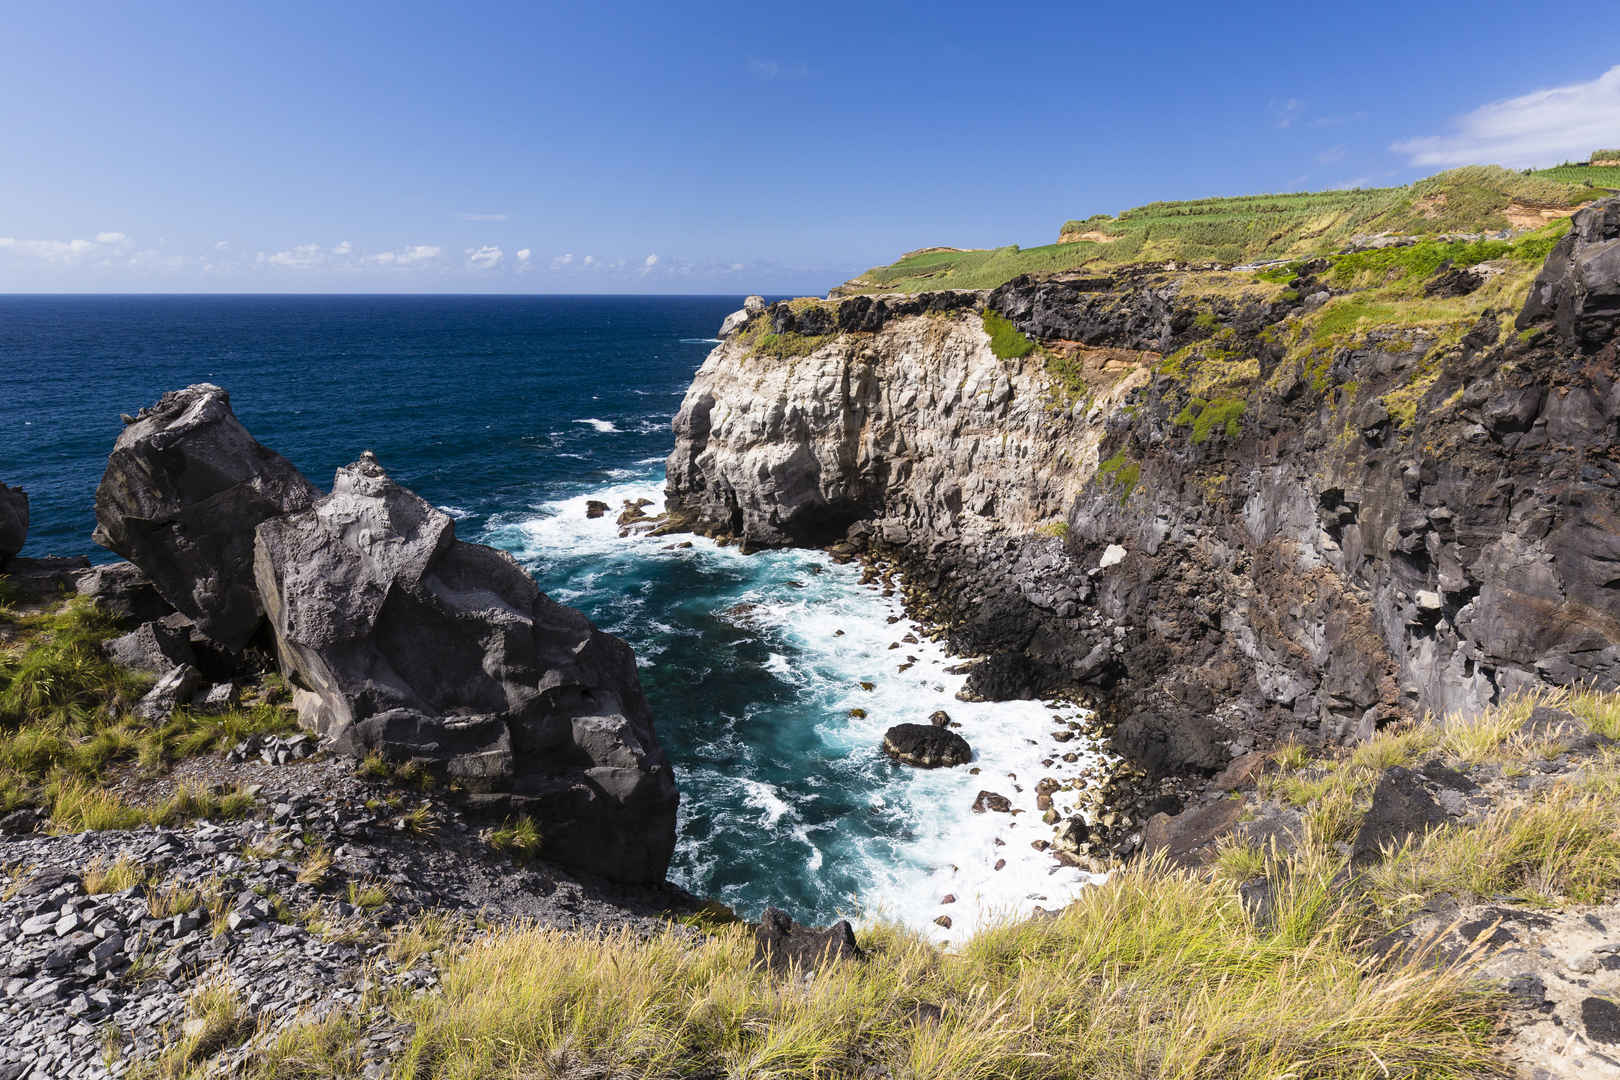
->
[93,385,320,651]
[881,723,972,768]
[0,481,27,566]
[252,452,678,883]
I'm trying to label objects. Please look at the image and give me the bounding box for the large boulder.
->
[252,453,678,884]
[0,482,26,566]
[1518,196,1620,351]
[93,385,319,651]
[881,723,972,767]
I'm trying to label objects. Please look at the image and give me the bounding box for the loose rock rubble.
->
[0,754,702,1079]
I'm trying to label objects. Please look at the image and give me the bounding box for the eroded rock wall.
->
[668,201,1620,778]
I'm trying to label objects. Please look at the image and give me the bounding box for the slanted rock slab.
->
[253,452,678,884]
[93,384,320,651]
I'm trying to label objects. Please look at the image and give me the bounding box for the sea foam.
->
[490,467,1109,946]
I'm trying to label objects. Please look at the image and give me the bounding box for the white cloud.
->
[583,254,595,266]
[643,253,659,267]
[0,231,134,264]
[458,212,509,222]
[550,252,574,269]
[516,248,531,262]
[1327,176,1373,191]
[332,240,353,256]
[215,240,230,251]
[261,243,326,269]
[1393,65,1620,168]
[1315,145,1346,165]
[515,248,533,273]
[465,244,503,270]
[362,244,442,267]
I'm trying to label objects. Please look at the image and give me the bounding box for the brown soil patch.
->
[1058,230,1114,244]
[1504,202,1578,230]
[1592,158,1620,167]
[1414,193,1448,218]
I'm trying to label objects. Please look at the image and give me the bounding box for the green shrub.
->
[1172,396,1247,443]
[981,311,1035,359]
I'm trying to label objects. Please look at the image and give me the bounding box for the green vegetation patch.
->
[848,165,1601,295]
[981,310,1035,359]
[1172,396,1247,444]
[0,596,296,826]
[1327,220,1570,290]
[1097,449,1140,503]
[1530,163,1620,190]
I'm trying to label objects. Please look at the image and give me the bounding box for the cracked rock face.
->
[93,384,320,651]
[253,453,678,884]
[667,213,1620,778]
[0,481,26,565]
[1519,196,1620,351]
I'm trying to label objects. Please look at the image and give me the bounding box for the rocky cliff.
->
[667,199,1620,780]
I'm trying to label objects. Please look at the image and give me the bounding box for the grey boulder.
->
[252,453,678,884]
[0,482,27,566]
[75,561,174,625]
[135,664,203,721]
[93,384,319,651]
[103,617,197,675]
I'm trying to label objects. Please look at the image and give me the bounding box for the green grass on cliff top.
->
[844,165,1615,295]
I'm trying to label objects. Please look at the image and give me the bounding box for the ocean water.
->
[0,295,1105,942]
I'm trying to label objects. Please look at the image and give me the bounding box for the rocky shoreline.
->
[663,197,1620,874]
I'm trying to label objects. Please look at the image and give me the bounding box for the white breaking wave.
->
[436,505,473,520]
[494,465,1111,947]
[679,337,722,344]
[573,418,619,433]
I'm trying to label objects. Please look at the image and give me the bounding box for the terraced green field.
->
[842,165,1615,295]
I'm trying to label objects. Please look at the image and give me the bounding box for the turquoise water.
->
[1,295,1104,938]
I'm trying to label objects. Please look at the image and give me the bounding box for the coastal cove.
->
[0,294,1109,939]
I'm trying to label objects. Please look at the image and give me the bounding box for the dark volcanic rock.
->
[972,790,1012,813]
[0,481,26,566]
[666,214,1620,790]
[1518,196,1620,351]
[753,906,861,972]
[882,723,972,767]
[75,561,174,625]
[93,385,320,651]
[1351,766,1449,864]
[253,453,678,884]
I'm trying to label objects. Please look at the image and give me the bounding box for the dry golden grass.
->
[214,688,1620,1079]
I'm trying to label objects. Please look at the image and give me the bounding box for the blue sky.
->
[3,1,1617,294]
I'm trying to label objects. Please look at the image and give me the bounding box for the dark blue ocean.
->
[0,295,1101,937]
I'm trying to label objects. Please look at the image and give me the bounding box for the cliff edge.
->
[667,198,1620,782]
